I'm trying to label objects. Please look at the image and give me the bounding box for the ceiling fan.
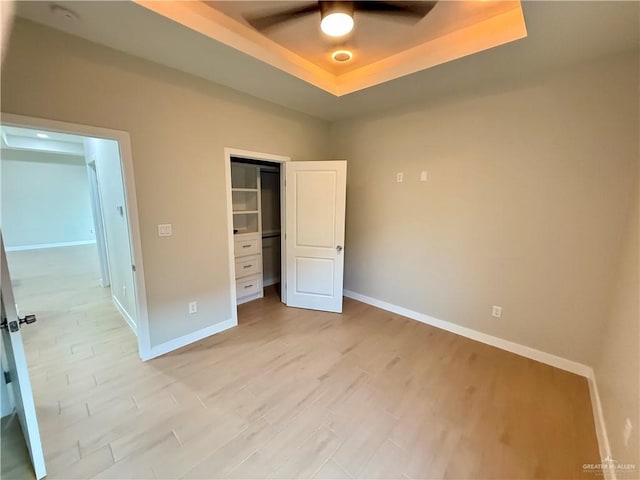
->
[244,1,438,37]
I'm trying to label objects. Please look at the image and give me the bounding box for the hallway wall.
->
[1,150,95,249]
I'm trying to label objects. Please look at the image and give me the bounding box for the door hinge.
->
[132,264,136,272]
[3,371,10,385]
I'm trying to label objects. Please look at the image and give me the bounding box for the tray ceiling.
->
[134,0,527,96]
[12,1,639,121]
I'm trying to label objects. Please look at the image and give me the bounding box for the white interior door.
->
[285,161,346,313]
[0,234,46,480]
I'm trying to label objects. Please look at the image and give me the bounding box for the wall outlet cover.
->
[396,172,404,183]
[188,301,197,314]
[492,305,502,318]
[158,224,172,237]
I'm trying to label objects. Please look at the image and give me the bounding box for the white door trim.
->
[1,113,152,361]
[223,147,290,322]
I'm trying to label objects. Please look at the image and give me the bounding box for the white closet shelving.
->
[231,163,263,304]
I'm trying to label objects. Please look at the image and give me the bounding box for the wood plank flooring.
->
[1,414,35,479]
[3,245,601,479]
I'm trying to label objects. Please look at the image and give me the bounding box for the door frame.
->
[1,113,152,360]
[224,147,289,323]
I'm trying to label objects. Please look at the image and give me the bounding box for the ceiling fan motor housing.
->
[320,1,355,19]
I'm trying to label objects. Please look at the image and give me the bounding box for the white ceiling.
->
[1,126,85,156]
[14,1,640,121]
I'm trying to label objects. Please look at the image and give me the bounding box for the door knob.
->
[336,245,343,253]
[21,314,37,325]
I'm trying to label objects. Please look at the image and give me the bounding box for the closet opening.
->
[224,148,289,315]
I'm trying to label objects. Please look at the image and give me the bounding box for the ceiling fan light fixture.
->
[320,12,354,37]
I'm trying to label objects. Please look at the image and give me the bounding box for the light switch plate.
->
[420,171,428,181]
[396,172,404,183]
[158,224,172,237]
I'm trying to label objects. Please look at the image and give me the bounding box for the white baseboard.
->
[263,276,281,288]
[5,240,96,252]
[587,370,615,479]
[343,289,592,378]
[343,289,611,470]
[145,318,237,360]
[112,295,137,335]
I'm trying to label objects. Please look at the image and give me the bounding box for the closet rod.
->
[262,232,281,239]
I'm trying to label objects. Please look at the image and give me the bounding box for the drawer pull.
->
[243,264,252,269]
[244,284,253,289]
[242,244,252,248]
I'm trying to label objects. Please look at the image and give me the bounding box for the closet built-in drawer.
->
[235,255,261,279]
[236,275,261,299]
[234,237,259,256]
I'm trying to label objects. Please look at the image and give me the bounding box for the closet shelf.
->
[232,162,263,305]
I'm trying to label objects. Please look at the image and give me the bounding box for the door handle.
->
[336,245,343,253]
[21,314,37,325]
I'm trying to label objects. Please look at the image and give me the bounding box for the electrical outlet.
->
[420,171,428,181]
[188,301,197,314]
[492,305,502,318]
[396,172,404,183]
[623,418,633,447]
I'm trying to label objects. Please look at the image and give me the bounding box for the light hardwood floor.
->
[3,245,601,479]
[1,413,34,479]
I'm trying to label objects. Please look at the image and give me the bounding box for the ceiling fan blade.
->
[244,3,320,32]
[355,1,438,19]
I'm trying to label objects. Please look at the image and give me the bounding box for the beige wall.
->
[0,20,330,346]
[594,189,639,470]
[330,51,639,365]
